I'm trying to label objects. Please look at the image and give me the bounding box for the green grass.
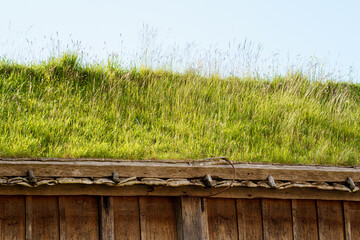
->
[0,53,359,165]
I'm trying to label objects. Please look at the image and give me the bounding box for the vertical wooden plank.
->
[201,198,209,240]
[100,196,114,240]
[139,196,177,240]
[25,196,32,240]
[113,197,140,240]
[207,198,238,240]
[317,200,345,240]
[28,196,59,240]
[58,196,66,240]
[0,196,25,240]
[262,199,293,240]
[175,196,203,240]
[237,199,263,240]
[292,199,318,240]
[343,201,360,240]
[58,196,99,240]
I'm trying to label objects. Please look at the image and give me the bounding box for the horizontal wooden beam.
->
[0,158,360,182]
[1,185,360,201]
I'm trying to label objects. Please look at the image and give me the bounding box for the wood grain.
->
[139,197,177,240]
[236,199,263,240]
[0,196,25,240]
[2,185,360,201]
[25,196,32,240]
[262,199,293,240]
[58,196,99,240]
[343,201,360,240]
[292,199,318,240]
[113,197,140,240]
[201,198,209,240]
[1,159,360,182]
[100,196,114,240]
[317,200,345,240]
[28,196,59,239]
[175,196,203,240]
[207,198,238,240]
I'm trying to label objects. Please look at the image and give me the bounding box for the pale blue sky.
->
[1,0,359,81]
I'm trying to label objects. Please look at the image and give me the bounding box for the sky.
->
[1,0,359,81]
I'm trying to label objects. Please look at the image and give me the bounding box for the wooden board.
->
[58,196,99,240]
[1,158,360,182]
[25,196,32,240]
[292,199,318,240]
[207,198,238,240]
[0,196,25,240]
[2,185,360,202]
[343,201,360,240]
[100,196,114,240]
[262,199,293,240]
[113,197,140,240]
[175,197,203,240]
[139,197,177,240]
[317,200,345,240]
[236,199,263,240]
[201,198,209,240]
[26,196,59,240]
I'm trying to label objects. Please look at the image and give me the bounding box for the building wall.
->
[0,196,359,239]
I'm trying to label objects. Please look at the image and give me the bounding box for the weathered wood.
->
[25,196,32,240]
[1,159,360,182]
[236,199,263,240]
[317,200,345,240]
[30,196,59,239]
[58,196,66,240]
[292,199,318,240]
[344,201,360,240]
[262,199,293,240]
[2,185,360,201]
[207,198,238,240]
[175,196,203,240]
[113,197,140,240]
[139,197,177,240]
[201,198,209,240]
[100,196,114,240]
[58,196,99,240]
[0,196,25,240]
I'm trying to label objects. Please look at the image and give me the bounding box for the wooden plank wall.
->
[0,196,359,239]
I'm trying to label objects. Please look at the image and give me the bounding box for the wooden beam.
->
[1,158,360,182]
[2,185,360,201]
